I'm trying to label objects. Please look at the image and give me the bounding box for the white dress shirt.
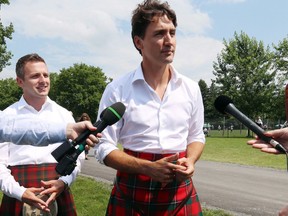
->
[95,64,205,163]
[0,111,66,144]
[0,96,84,201]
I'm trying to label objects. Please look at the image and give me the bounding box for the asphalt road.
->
[81,152,288,216]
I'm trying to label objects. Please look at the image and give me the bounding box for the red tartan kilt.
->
[106,149,202,216]
[0,163,77,216]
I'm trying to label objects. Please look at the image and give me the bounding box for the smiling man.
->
[0,53,82,215]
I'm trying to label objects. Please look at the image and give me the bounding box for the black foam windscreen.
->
[214,95,233,114]
[102,102,126,125]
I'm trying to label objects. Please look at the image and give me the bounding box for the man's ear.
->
[16,77,23,87]
[134,35,143,51]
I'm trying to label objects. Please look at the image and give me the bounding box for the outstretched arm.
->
[0,113,99,146]
[247,128,288,154]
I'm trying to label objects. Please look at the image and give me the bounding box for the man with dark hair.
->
[95,1,205,215]
[0,53,89,215]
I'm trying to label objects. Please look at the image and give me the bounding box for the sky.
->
[1,0,288,85]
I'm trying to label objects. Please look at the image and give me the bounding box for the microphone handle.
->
[227,104,287,153]
[72,120,108,146]
[71,120,109,160]
[72,120,102,145]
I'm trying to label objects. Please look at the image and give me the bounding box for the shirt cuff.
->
[95,142,118,164]
[16,186,27,202]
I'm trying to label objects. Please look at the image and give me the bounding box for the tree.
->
[273,36,288,85]
[273,36,288,72]
[198,79,209,115]
[205,81,223,119]
[212,31,276,125]
[0,0,14,72]
[48,72,60,100]
[0,78,21,110]
[53,63,111,121]
[269,36,288,123]
[198,79,219,120]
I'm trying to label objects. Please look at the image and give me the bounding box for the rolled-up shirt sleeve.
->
[94,87,121,164]
[95,137,119,164]
[187,85,205,145]
[94,121,120,164]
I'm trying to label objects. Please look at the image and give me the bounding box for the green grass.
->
[203,208,232,216]
[71,176,113,216]
[202,136,287,170]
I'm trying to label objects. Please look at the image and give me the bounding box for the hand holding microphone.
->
[51,102,126,175]
[247,128,288,154]
[214,95,287,154]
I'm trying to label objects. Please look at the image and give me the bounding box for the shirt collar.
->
[169,65,183,86]
[132,64,183,86]
[132,64,145,83]
[18,96,53,111]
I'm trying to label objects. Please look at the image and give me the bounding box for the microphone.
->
[73,102,125,146]
[52,102,126,175]
[214,95,287,153]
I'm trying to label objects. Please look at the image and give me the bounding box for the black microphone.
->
[52,102,126,175]
[73,102,126,146]
[214,95,287,153]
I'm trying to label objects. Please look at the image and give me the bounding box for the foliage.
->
[51,63,111,121]
[0,0,14,72]
[212,31,274,116]
[268,36,288,121]
[273,36,288,89]
[211,31,284,129]
[199,79,222,121]
[48,72,60,100]
[0,78,21,110]
[0,0,11,4]
[198,79,209,119]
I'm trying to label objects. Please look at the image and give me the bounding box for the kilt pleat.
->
[106,149,203,216]
[0,163,77,216]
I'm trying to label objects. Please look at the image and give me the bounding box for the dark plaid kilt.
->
[106,149,202,216]
[0,163,77,216]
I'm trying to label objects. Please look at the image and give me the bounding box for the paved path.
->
[81,153,288,216]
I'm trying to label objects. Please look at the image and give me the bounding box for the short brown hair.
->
[79,113,91,122]
[131,0,177,54]
[16,53,46,79]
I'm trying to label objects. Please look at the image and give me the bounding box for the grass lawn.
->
[72,176,113,216]
[202,134,287,170]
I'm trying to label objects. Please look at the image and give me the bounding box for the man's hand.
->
[247,128,288,154]
[174,157,194,182]
[39,179,66,207]
[147,153,186,184]
[66,121,101,147]
[21,187,50,212]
